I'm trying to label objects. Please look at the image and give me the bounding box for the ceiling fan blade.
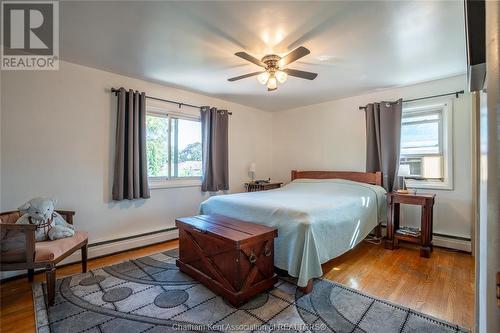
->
[235,52,266,68]
[227,71,264,82]
[280,46,311,66]
[283,68,318,80]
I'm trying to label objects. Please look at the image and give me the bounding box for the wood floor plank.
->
[0,239,474,332]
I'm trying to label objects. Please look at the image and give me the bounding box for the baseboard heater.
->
[64,226,180,262]
[88,227,178,248]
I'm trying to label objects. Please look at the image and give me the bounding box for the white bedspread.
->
[200,179,387,287]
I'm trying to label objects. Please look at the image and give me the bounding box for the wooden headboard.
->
[291,170,383,186]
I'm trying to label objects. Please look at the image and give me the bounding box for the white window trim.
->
[403,99,454,190]
[146,106,202,189]
[149,178,201,189]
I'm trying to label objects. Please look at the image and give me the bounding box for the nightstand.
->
[245,182,282,192]
[385,192,436,258]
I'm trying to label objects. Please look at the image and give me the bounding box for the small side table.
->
[385,192,436,258]
[245,182,282,192]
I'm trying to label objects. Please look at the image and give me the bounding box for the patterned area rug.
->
[33,249,468,333]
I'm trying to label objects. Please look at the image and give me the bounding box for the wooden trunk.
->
[176,215,278,306]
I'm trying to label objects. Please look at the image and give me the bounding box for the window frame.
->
[401,99,453,190]
[146,106,202,189]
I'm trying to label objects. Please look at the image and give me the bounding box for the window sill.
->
[406,179,453,191]
[149,178,202,190]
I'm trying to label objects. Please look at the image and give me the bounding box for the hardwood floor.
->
[322,241,475,330]
[0,239,474,332]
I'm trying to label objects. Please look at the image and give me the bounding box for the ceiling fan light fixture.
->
[267,76,277,90]
[257,72,270,85]
[229,46,317,92]
[275,70,287,83]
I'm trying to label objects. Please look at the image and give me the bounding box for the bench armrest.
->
[0,223,36,267]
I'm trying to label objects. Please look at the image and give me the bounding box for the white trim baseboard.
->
[0,229,179,280]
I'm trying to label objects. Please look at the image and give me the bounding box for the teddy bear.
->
[16,197,75,241]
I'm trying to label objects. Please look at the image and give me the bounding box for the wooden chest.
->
[176,215,278,306]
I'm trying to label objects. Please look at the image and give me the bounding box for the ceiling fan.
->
[228,46,318,91]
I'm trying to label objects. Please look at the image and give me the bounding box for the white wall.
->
[272,75,472,240]
[1,61,273,245]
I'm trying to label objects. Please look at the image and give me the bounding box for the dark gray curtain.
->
[201,106,229,192]
[365,99,402,192]
[112,88,150,200]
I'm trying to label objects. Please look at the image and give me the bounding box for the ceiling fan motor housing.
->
[261,54,281,71]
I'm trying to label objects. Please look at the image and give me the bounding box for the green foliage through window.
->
[146,115,168,177]
[146,113,202,179]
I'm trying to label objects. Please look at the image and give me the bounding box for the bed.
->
[200,170,386,291]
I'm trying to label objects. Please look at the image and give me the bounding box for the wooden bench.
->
[176,215,278,306]
[0,210,88,305]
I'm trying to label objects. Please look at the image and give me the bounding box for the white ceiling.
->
[60,1,467,111]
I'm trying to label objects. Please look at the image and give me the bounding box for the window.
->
[146,109,202,187]
[399,100,453,189]
[170,118,202,178]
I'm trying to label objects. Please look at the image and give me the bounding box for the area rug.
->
[33,249,468,333]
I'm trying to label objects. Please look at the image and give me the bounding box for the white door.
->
[477,1,500,332]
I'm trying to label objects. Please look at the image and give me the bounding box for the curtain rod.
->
[358,90,465,110]
[110,88,232,115]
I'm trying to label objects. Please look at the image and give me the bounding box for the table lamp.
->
[249,162,256,182]
[397,164,411,194]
